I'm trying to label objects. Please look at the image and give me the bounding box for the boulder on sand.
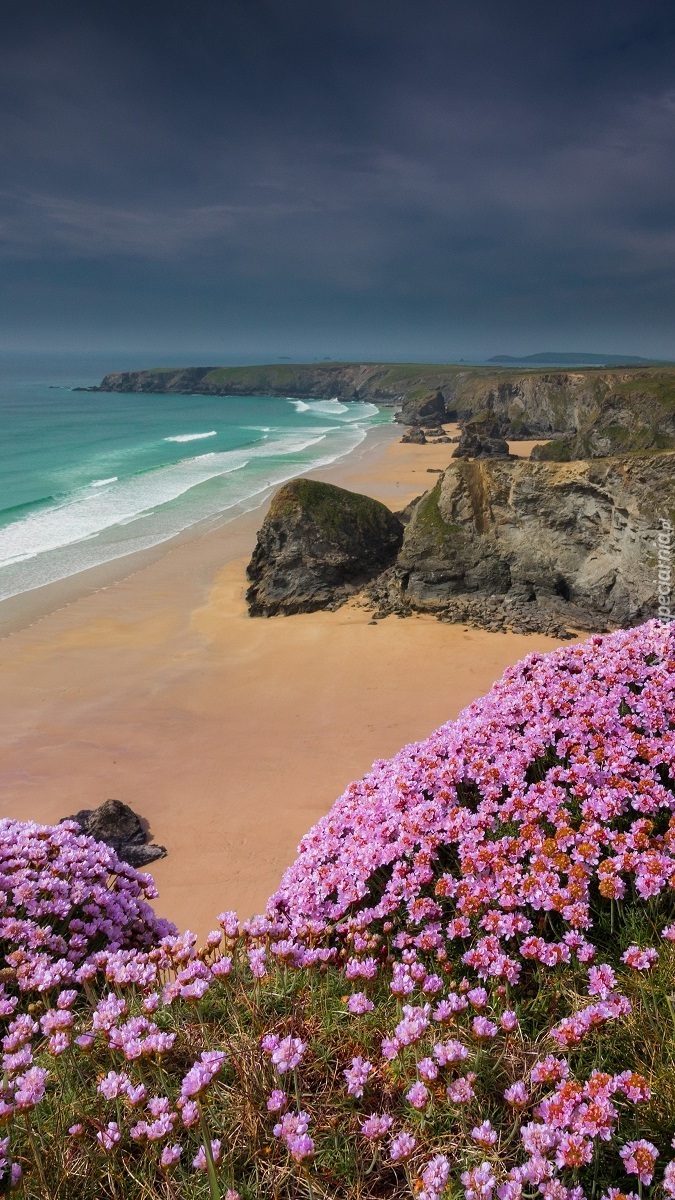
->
[61,799,167,867]
[246,478,404,616]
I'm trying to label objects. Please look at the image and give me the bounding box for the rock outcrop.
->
[393,389,448,427]
[401,427,427,444]
[365,453,675,634]
[61,799,167,867]
[451,422,511,459]
[246,479,404,616]
[89,363,675,457]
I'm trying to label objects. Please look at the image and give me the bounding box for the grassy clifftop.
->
[93,361,675,455]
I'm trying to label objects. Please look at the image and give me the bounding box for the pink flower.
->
[344,1056,372,1098]
[419,1155,451,1200]
[472,1017,498,1039]
[500,1010,519,1032]
[160,1144,182,1170]
[180,1050,226,1100]
[663,1160,675,1198]
[472,1120,497,1147]
[270,1036,306,1074]
[287,1133,315,1162]
[588,963,616,998]
[390,1132,416,1161]
[97,1121,121,1151]
[447,1076,475,1104]
[193,1139,221,1171]
[347,992,374,1014]
[620,1139,658,1185]
[406,1082,429,1110]
[418,1056,439,1082]
[622,946,659,971]
[360,1113,393,1140]
[266,1089,287,1112]
[434,1039,469,1066]
[462,1162,496,1200]
[504,1080,529,1107]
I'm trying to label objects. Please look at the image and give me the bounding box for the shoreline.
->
[0,423,565,935]
[0,419,401,641]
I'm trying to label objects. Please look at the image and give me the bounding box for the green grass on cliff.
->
[269,478,400,540]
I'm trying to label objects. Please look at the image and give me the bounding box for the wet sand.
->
[0,424,568,936]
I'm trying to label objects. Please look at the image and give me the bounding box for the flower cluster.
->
[0,620,674,1198]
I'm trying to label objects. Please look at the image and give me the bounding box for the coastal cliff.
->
[91,362,675,457]
[248,456,675,635]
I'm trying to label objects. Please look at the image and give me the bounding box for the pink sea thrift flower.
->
[406,1082,429,1110]
[663,1160,675,1198]
[622,946,659,971]
[504,1081,529,1107]
[472,1120,497,1147]
[344,1055,372,1098]
[418,1056,439,1082]
[360,1113,393,1140]
[270,1036,306,1074]
[419,1155,451,1200]
[193,1140,221,1171]
[160,1144,183,1170]
[97,1121,121,1151]
[180,1050,226,1099]
[447,1076,475,1103]
[267,1089,287,1112]
[588,964,616,998]
[347,992,374,1014]
[620,1139,658,1185]
[390,1131,416,1161]
[462,1162,496,1200]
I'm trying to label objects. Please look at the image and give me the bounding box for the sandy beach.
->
[0,423,566,936]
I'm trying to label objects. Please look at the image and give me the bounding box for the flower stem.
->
[198,1105,221,1200]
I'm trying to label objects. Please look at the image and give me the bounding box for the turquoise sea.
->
[0,353,390,602]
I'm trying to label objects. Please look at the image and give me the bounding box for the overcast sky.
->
[3,0,675,359]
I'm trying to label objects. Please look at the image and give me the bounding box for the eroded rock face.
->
[246,479,403,616]
[378,453,675,632]
[62,799,167,867]
[451,422,511,459]
[394,389,447,427]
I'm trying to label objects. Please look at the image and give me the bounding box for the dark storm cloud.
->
[3,0,675,355]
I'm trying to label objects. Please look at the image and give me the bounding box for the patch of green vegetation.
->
[270,478,398,539]
[410,481,463,552]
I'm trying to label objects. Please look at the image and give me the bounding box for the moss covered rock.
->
[246,478,404,615]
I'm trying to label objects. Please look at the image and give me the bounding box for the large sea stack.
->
[246,479,403,616]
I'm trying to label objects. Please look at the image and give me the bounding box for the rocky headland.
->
[246,455,675,636]
[90,361,675,458]
[88,359,675,634]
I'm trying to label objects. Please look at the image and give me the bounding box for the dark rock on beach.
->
[451,421,511,459]
[246,478,403,616]
[394,388,448,427]
[62,799,167,867]
[401,427,427,444]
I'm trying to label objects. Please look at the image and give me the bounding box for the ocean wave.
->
[0,430,332,569]
[164,431,217,443]
[90,477,118,487]
[288,398,378,422]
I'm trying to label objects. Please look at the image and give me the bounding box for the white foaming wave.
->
[0,422,374,600]
[164,431,217,443]
[0,430,328,569]
[90,477,118,487]
[289,398,379,422]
